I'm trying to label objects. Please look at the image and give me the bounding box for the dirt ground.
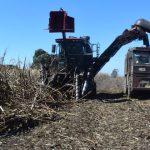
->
[1,93,150,150]
[0,70,150,150]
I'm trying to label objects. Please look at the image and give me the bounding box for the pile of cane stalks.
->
[0,65,72,137]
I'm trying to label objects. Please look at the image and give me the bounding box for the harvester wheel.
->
[91,82,96,97]
[87,81,96,99]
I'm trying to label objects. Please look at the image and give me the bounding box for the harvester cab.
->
[55,36,93,72]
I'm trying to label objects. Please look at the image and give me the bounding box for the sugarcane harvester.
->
[47,9,150,99]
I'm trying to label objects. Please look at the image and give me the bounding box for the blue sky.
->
[0,0,150,75]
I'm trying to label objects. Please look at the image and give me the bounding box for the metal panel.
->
[135,19,150,33]
[49,11,74,33]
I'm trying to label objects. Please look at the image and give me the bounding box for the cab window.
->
[133,51,150,64]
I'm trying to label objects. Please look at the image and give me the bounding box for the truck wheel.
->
[124,76,128,95]
[127,86,131,99]
[123,85,128,96]
[127,81,133,99]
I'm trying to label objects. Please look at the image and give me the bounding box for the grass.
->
[95,73,125,93]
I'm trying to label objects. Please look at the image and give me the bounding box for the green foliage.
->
[32,49,51,68]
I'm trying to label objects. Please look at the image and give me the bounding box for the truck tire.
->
[127,77,133,99]
[127,85,131,99]
[124,82,128,95]
[124,76,128,96]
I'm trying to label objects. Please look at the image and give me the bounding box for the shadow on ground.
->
[96,92,124,99]
[95,92,150,103]
[94,92,130,103]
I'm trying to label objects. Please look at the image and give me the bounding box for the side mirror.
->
[52,45,56,53]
